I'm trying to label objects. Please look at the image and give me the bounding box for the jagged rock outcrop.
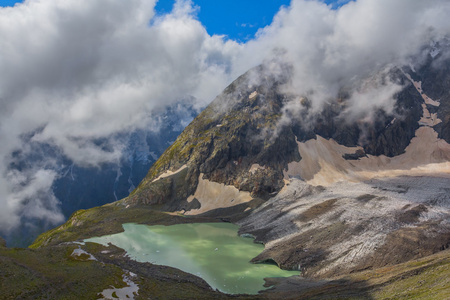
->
[126,57,442,210]
[128,64,302,207]
[238,177,450,278]
[121,49,450,279]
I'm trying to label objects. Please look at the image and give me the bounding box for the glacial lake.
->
[85,222,298,294]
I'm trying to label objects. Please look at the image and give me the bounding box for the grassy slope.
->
[2,237,246,299]
[30,201,220,249]
[0,244,126,299]
[368,250,450,299]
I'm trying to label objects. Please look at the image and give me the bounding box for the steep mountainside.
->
[7,47,450,298]
[126,60,444,213]
[114,51,450,280]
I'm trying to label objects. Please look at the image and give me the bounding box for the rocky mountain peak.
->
[127,52,449,211]
[113,53,450,280]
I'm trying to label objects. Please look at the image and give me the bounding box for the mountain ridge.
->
[124,57,442,212]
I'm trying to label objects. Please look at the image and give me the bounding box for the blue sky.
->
[156,0,352,41]
[1,0,350,41]
[155,0,291,41]
[0,0,19,6]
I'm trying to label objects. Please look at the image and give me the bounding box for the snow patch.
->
[62,164,75,180]
[285,127,450,187]
[430,48,440,58]
[404,73,440,106]
[98,272,139,300]
[419,104,442,127]
[113,167,123,201]
[71,247,97,261]
[151,165,187,182]
[249,91,258,99]
[249,164,265,174]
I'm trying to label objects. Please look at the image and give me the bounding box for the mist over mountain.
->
[2,101,198,247]
[1,0,450,297]
[1,0,450,242]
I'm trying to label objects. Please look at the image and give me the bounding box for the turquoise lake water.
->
[85,222,298,294]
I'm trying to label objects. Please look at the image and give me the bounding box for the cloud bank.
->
[0,0,242,233]
[1,0,450,235]
[243,0,450,110]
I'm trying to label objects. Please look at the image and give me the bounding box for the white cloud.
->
[235,0,450,132]
[0,0,242,159]
[0,0,242,233]
[0,168,63,232]
[244,0,450,109]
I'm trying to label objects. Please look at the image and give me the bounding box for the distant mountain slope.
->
[3,102,198,247]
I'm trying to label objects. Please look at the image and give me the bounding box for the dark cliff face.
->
[129,65,302,206]
[129,53,449,211]
[292,84,423,157]
[417,56,450,143]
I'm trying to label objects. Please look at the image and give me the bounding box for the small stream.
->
[85,222,298,294]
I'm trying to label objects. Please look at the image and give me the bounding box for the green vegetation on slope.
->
[1,239,250,299]
[30,202,222,249]
[128,65,300,209]
[0,244,126,299]
[11,232,450,299]
[261,249,450,300]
